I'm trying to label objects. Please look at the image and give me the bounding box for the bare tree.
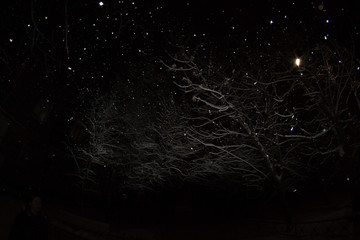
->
[68,92,129,194]
[163,49,305,192]
[161,41,360,224]
[127,96,200,190]
[68,39,359,221]
[68,90,195,193]
[294,41,360,214]
[296,42,360,159]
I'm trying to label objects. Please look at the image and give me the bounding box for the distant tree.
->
[294,41,360,214]
[68,89,191,193]
[298,42,360,159]
[67,92,131,197]
[127,96,200,190]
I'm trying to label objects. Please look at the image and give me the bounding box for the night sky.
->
[1,0,360,229]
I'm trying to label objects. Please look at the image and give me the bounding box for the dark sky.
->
[2,1,359,102]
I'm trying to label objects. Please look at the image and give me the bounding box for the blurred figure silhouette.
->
[9,193,48,240]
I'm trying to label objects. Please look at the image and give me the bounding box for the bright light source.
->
[295,58,301,67]
[99,1,104,6]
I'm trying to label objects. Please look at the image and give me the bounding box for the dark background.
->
[1,0,359,235]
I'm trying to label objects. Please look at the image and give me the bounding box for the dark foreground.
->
[1,189,359,240]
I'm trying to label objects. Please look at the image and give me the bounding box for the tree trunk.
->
[279,186,293,232]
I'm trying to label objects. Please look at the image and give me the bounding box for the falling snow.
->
[1,1,360,226]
